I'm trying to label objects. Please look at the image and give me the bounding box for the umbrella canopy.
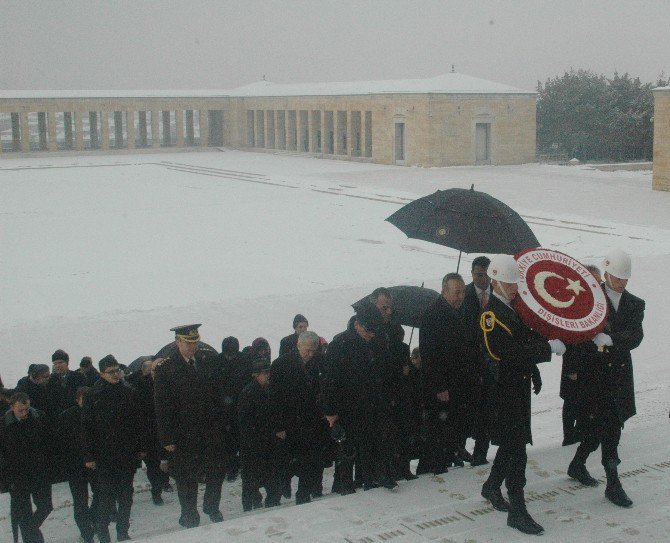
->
[155,341,218,358]
[385,186,540,256]
[126,355,154,374]
[352,285,440,328]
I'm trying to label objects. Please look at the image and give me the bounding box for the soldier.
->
[565,250,644,508]
[479,254,565,536]
[153,324,227,528]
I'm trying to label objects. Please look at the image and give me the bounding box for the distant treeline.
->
[536,69,669,162]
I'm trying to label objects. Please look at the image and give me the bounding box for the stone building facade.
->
[0,74,536,167]
[653,86,670,191]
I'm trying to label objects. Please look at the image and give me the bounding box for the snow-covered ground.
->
[0,149,668,542]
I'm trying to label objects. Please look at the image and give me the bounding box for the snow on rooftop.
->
[0,73,533,100]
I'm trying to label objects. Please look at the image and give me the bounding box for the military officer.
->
[565,249,644,508]
[153,324,227,528]
[479,254,565,536]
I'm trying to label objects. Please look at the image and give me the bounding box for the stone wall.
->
[653,88,670,191]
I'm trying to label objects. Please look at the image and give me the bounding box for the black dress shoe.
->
[481,484,510,512]
[471,456,489,466]
[562,435,579,446]
[567,462,599,487]
[117,532,131,542]
[178,514,200,528]
[208,510,224,523]
[507,512,544,535]
[163,482,174,492]
[152,494,164,506]
[605,484,633,508]
[457,447,473,463]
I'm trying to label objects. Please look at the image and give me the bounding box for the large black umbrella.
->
[155,341,218,358]
[385,185,540,271]
[126,355,154,374]
[352,285,440,328]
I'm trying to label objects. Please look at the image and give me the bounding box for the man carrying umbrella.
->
[479,255,566,536]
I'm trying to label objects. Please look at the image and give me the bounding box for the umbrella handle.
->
[456,250,462,273]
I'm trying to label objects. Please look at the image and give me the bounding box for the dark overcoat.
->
[479,294,551,446]
[153,347,227,479]
[0,407,52,492]
[566,289,644,425]
[81,379,144,475]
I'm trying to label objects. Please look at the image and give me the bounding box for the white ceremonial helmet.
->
[488,254,520,283]
[603,249,632,279]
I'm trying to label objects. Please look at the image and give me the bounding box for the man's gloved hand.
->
[548,339,566,356]
[533,380,542,395]
[592,333,613,348]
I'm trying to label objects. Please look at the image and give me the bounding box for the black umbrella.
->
[126,355,154,374]
[155,341,218,358]
[385,185,540,271]
[352,284,440,328]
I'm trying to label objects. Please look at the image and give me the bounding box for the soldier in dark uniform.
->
[479,255,565,536]
[153,324,227,528]
[565,250,644,508]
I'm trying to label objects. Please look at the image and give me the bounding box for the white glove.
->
[548,339,566,356]
[592,333,613,348]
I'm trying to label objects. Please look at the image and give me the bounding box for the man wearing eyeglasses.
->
[81,355,145,543]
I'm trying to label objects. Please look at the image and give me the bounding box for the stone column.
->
[175,109,184,147]
[151,110,160,148]
[100,112,110,150]
[74,112,85,150]
[127,111,135,149]
[264,111,271,148]
[308,111,316,152]
[19,111,30,152]
[37,112,48,151]
[63,112,73,149]
[296,111,304,152]
[137,112,147,147]
[47,111,58,151]
[199,109,209,147]
[346,111,353,157]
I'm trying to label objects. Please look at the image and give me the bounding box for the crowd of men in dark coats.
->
[0,250,645,541]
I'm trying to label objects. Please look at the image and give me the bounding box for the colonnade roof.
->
[653,86,670,91]
[0,73,534,101]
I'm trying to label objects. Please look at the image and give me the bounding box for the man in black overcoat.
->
[81,355,145,543]
[47,349,86,415]
[270,331,328,504]
[420,273,482,473]
[153,324,227,528]
[460,256,495,465]
[59,386,96,543]
[478,255,565,536]
[322,306,397,492]
[564,250,644,508]
[0,392,53,543]
[279,314,309,356]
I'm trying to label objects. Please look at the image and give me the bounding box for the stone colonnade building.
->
[653,86,670,191]
[0,73,536,167]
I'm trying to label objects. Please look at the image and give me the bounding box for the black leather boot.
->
[481,481,510,512]
[507,491,544,535]
[567,459,599,486]
[605,467,633,508]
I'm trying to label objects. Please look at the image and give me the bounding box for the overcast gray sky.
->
[2,0,669,92]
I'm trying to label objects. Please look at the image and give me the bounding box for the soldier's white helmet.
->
[603,249,631,279]
[488,254,520,284]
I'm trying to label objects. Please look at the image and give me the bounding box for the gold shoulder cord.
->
[480,310,512,362]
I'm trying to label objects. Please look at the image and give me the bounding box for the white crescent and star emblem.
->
[533,271,585,309]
